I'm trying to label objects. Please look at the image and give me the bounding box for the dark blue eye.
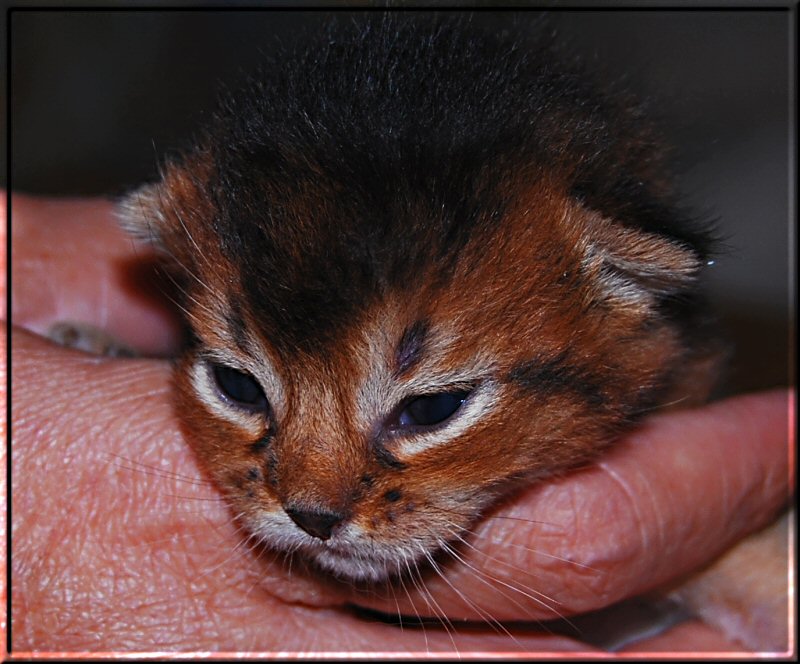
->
[212,364,268,412]
[397,391,469,428]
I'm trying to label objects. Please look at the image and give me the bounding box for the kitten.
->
[115,14,782,650]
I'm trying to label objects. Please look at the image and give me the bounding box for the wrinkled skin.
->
[6,193,794,654]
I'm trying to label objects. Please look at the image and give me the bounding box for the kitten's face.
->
[118,17,715,583]
[120,160,701,582]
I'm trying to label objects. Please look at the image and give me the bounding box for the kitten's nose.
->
[285,507,344,540]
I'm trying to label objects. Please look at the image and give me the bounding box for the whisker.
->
[442,525,576,630]
[625,392,691,416]
[399,550,430,653]
[383,558,406,634]
[410,543,461,656]
[421,539,519,651]
[452,521,601,574]
[436,504,564,529]
[105,452,214,487]
[162,493,226,503]
[428,504,596,576]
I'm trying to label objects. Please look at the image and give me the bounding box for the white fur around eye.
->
[390,381,501,458]
[189,359,268,436]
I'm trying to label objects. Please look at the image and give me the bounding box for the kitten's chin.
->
[312,549,398,583]
[298,533,416,583]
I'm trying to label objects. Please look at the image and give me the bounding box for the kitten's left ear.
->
[115,182,168,248]
[579,210,704,303]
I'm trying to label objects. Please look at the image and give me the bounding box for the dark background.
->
[7,6,795,395]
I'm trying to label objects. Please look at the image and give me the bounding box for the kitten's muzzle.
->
[285,506,345,540]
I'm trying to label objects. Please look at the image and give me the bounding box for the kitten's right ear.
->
[115,182,167,248]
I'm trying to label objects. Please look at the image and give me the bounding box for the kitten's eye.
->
[212,364,268,412]
[397,391,470,428]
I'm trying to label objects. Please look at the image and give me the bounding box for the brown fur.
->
[113,17,779,649]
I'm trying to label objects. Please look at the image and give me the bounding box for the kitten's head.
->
[119,16,717,582]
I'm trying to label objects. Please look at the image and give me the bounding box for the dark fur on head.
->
[124,13,714,357]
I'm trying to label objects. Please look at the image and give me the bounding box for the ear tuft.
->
[579,210,704,304]
[115,182,167,247]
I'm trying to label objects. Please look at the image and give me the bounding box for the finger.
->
[11,329,599,653]
[343,389,792,623]
[10,193,182,355]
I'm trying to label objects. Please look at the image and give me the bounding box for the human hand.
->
[8,193,793,654]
